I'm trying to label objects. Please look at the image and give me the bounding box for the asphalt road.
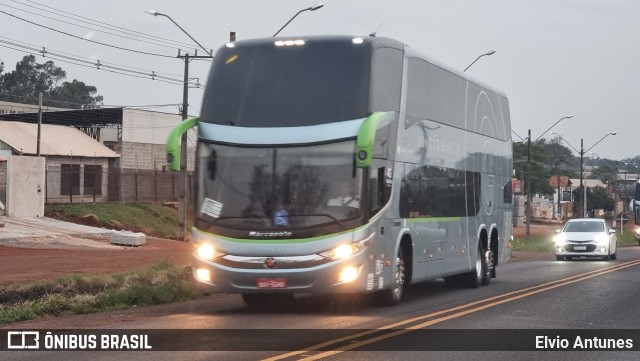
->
[3,246,640,361]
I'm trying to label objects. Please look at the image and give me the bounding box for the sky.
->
[0,0,639,161]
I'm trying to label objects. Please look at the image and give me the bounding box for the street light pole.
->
[581,132,618,218]
[273,3,324,37]
[526,129,532,240]
[524,115,573,241]
[464,50,496,72]
[146,11,213,56]
[553,131,617,218]
[147,10,214,241]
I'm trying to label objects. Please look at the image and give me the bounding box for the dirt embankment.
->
[0,237,192,286]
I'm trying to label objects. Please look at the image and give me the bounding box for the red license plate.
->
[256,278,287,289]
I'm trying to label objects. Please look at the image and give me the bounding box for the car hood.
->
[561,231,605,241]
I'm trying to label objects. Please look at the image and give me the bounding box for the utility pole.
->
[176,51,211,241]
[580,138,586,218]
[526,129,531,241]
[37,92,42,157]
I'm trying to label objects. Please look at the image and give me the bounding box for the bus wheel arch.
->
[373,234,412,306]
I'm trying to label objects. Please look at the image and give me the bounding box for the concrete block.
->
[111,230,146,246]
[513,216,525,227]
[513,206,525,217]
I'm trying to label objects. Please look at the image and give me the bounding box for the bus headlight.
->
[196,243,216,260]
[320,233,374,260]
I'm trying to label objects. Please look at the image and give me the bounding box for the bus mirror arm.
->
[166,117,199,171]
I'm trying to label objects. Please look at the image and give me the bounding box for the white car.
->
[554,218,617,261]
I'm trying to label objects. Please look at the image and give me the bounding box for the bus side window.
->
[370,160,391,215]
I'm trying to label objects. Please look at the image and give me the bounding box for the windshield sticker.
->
[201,198,223,218]
[273,208,290,227]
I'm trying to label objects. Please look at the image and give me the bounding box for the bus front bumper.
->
[191,251,380,295]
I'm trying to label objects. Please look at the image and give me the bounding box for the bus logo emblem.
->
[264,258,277,269]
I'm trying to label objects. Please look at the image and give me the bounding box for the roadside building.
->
[0,103,196,203]
[0,121,118,205]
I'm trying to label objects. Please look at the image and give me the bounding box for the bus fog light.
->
[339,266,359,283]
[195,268,211,282]
[196,243,216,260]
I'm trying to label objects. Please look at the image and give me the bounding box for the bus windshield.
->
[196,140,364,235]
[200,37,372,127]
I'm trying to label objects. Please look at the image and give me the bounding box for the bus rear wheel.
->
[465,242,488,288]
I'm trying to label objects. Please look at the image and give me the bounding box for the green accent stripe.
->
[356,112,387,168]
[405,217,462,224]
[166,117,199,171]
[193,224,370,245]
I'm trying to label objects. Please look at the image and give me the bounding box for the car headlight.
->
[594,234,609,245]
[320,233,374,260]
[554,234,567,245]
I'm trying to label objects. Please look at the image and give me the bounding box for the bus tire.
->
[465,242,487,289]
[482,249,493,286]
[373,248,406,306]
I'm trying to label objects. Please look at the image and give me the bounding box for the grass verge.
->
[0,262,199,324]
[44,202,191,239]
[513,229,638,253]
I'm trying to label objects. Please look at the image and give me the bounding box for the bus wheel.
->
[482,249,493,286]
[374,248,406,306]
[465,242,487,289]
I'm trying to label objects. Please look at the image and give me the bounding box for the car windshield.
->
[564,221,604,233]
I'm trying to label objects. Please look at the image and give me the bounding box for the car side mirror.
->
[555,229,561,234]
[609,229,616,234]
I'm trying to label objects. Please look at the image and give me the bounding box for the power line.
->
[18,0,202,49]
[0,9,177,58]
[0,35,184,77]
[0,38,204,87]
[3,0,206,52]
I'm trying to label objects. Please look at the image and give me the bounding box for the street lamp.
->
[146,10,213,56]
[273,3,324,37]
[523,115,573,240]
[147,10,214,241]
[553,131,617,218]
[464,50,496,72]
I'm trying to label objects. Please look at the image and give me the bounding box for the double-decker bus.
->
[167,35,513,306]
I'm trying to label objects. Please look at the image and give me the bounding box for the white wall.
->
[6,155,45,217]
[122,108,197,145]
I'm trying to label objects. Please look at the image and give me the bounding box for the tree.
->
[49,80,103,109]
[574,186,614,214]
[0,55,103,109]
[513,140,554,196]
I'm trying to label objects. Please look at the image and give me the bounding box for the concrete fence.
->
[44,167,194,204]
